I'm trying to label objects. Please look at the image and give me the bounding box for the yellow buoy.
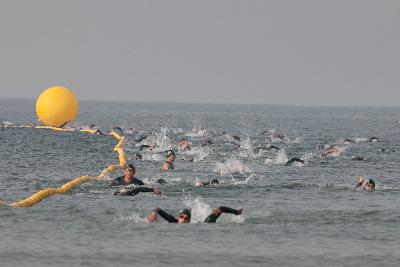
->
[36,86,79,127]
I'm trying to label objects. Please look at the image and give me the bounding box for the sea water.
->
[1,98,399,267]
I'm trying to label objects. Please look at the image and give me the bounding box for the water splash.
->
[265,149,288,165]
[214,158,249,175]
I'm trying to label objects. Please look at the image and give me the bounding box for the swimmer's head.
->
[166,149,175,157]
[365,179,375,191]
[178,208,191,223]
[211,179,220,185]
[125,164,135,173]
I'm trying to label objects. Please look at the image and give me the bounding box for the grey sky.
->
[0,0,399,106]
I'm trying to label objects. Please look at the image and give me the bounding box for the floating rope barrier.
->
[1,125,126,207]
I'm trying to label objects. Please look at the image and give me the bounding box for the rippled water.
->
[1,98,400,267]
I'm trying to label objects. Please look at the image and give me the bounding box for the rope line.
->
[1,126,126,207]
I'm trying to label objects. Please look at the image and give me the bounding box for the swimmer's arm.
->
[152,208,178,223]
[115,187,160,196]
[355,176,366,191]
[133,177,145,186]
[204,206,243,223]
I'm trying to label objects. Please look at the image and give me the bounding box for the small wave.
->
[114,213,149,223]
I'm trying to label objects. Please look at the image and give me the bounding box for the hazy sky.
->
[0,0,399,106]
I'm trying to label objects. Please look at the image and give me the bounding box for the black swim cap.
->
[179,208,191,220]
[367,179,375,186]
[126,164,135,171]
[211,179,220,184]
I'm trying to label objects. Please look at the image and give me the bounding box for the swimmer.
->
[201,137,213,147]
[109,164,145,186]
[156,178,167,184]
[355,176,375,192]
[162,149,175,171]
[369,137,379,142]
[195,179,220,187]
[380,148,395,153]
[113,126,123,133]
[284,157,304,166]
[265,132,285,142]
[177,138,190,151]
[351,155,366,161]
[267,145,281,151]
[114,187,161,196]
[321,145,339,157]
[147,206,242,224]
[180,155,194,162]
[343,139,355,144]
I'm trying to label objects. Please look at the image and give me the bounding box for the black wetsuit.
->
[284,157,304,166]
[110,176,145,186]
[114,187,155,196]
[153,206,239,223]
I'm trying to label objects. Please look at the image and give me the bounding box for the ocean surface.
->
[1,98,399,267]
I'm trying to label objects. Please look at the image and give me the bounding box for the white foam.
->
[214,158,249,175]
[114,213,149,223]
[265,149,288,165]
[185,127,206,137]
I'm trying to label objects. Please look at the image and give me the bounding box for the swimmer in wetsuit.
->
[355,176,375,192]
[195,179,220,187]
[109,164,145,186]
[321,144,339,157]
[114,187,161,196]
[162,150,175,171]
[177,138,190,151]
[147,206,243,224]
[284,157,304,166]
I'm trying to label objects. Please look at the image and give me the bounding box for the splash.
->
[114,212,149,223]
[183,196,244,223]
[265,149,288,165]
[153,126,173,152]
[214,158,249,175]
[185,127,206,137]
[183,196,212,223]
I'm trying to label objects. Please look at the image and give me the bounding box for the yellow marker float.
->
[1,127,126,208]
[36,86,79,128]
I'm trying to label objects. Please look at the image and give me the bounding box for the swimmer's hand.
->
[236,208,243,215]
[147,211,158,222]
[195,181,203,187]
[153,188,162,196]
[114,187,127,195]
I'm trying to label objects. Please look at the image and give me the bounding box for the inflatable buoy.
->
[36,86,79,127]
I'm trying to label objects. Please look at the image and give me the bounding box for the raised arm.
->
[204,206,243,223]
[355,176,366,192]
[148,208,178,223]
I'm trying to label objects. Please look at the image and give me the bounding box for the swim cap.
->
[166,149,175,156]
[126,164,135,171]
[367,179,375,186]
[211,179,220,185]
[179,208,191,220]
